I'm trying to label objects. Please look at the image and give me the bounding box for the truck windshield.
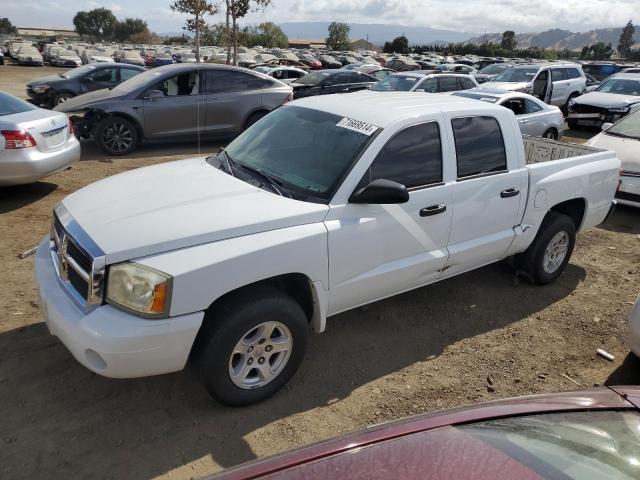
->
[493,68,538,83]
[606,110,640,140]
[216,106,379,202]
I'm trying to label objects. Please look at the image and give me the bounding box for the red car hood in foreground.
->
[208,386,640,480]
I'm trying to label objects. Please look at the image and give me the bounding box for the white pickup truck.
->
[36,92,620,405]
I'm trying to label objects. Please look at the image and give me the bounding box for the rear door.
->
[550,68,569,106]
[327,119,454,314]
[444,114,527,275]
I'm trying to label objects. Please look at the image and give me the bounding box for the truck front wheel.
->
[192,286,309,406]
[516,212,576,285]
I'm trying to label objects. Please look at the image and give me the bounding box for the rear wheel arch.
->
[243,109,270,129]
[549,198,586,231]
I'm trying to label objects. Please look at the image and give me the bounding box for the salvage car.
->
[54,63,293,155]
[290,70,377,99]
[51,49,82,68]
[484,63,586,110]
[261,66,307,84]
[567,73,640,129]
[0,91,80,186]
[454,88,564,139]
[586,109,640,207]
[210,387,640,479]
[16,45,44,66]
[27,63,146,108]
[370,72,478,93]
[473,63,513,84]
[36,92,619,405]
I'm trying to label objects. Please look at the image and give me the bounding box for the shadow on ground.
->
[79,139,227,163]
[0,181,58,214]
[599,205,640,235]
[0,261,586,479]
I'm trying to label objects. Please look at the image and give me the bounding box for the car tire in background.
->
[542,128,558,140]
[54,93,74,107]
[192,286,309,406]
[95,116,139,156]
[516,211,576,285]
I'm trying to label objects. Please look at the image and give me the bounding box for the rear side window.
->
[204,70,272,93]
[551,68,567,81]
[120,68,140,81]
[452,116,507,179]
[325,72,349,85]
[565,68,581,79]
[525,99,543,113]
[361,122,442,189]
[0,92,37,116]
[438,76,459,92]
[459,78,476,90]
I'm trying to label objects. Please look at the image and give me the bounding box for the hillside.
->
[467,27,640,50]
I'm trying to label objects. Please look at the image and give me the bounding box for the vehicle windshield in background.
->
[452,92,498,103]
[216,106,379,201]
[478,64,507,75]
[371,75,420,91]
[62,64,96,78]
[596,78,640,95]
[493,68,538,83]
[460,410,640,479]
[294,71,331,86]
[606,110,640,139]
[0,91,38,116]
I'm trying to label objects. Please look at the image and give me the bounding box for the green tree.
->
[112,18,148,42]
[201,22,229,46]
[73,8,118,40]
[501,30,517,51]
[580,42,613,60]
[170,0,218,62]
[256,21,287,48]
[617,20,635,58]
[225,0,271,65]
[326,22,350,50]
[0,17,17,35]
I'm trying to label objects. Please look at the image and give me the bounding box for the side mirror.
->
[601,122,613,131]
[349,179,409,204]
[145,89,164,99]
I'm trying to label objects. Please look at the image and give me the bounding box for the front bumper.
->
[567,109,628,126]
[0,136,80,186]
[616,173,640,208]
[35,237,204,378]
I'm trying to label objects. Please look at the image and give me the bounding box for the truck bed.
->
[523,135,603,164]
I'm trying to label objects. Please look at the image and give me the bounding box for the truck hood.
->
[61,158,329,264]
[54,88,123,111]
[574,91,640,108]
[482,81,530,91]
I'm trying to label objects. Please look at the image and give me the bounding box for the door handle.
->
[518,119,528,123]
[419,204,447,217]
[500,188,520,198]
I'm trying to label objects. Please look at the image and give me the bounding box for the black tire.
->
[95,116,139,156]
[54,93,74,106]
[244,111,268,129]
[563,93,579,115]
[516,211,576,285]
[192,286,309,406]
[542,128,558,140]
[567,119,579,130]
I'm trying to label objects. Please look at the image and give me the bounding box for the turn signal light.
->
[1,130,36,149]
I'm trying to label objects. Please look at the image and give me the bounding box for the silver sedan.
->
[454,88,565,139]
[0,91,80,186]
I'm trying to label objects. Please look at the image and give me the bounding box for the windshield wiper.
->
[218,149,235,177]
[606,131,638,139]
[233,159,290,197]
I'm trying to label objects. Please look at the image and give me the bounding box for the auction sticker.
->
[336,117,379,136]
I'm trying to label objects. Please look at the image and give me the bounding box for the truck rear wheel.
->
[516,211,576,285]
[192,286,309,406]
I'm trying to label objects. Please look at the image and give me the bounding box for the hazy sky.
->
[3,0,639,34]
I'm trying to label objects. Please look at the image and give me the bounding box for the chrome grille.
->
[50,205,106,308]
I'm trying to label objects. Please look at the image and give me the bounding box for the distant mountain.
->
[279,22,478,46]
[467,27,640,50]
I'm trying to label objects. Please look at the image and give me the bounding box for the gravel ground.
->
[1,63,639,480]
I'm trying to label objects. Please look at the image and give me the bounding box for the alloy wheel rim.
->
[102,123,133,153]
[56,95,70,105]
[543,230,569,274]
[228,321,293,390]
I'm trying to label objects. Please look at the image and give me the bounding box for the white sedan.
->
[0,91,80,186]
[586,110,640,208]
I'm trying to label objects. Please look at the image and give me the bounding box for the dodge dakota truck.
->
[36,92,620,405]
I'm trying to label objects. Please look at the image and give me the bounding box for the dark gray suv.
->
[55,64,293,155]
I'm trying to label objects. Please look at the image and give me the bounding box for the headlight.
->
[608,106,630,113]
[106,263,172,317]
[32,85,50,94]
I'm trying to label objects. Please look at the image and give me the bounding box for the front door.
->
[532,70,553,103]
[444,114,527,276]
[327,120,453,314]
[80,67,118,94]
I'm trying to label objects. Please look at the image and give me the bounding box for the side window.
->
[374,70,390,79]
[325,72,349,85]
[452,116,507,179]
[551,68,566,81]
[204,70,271,93]
[361,122,442,189]
[289,70,304,80]
[438,76,459,92]
[119,68,140,82]
[418,77,438,93]
[501,98,526,116]
[155,71,199,96]
[525,98,543,113]
[459,78,476,90]
[565,68,581,79]
[89,68,117,83]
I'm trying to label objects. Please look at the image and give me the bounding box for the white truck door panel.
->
[327,185,453,314]
[444,114,527,274]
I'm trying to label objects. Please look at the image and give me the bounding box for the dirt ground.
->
[1,63,640,480]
